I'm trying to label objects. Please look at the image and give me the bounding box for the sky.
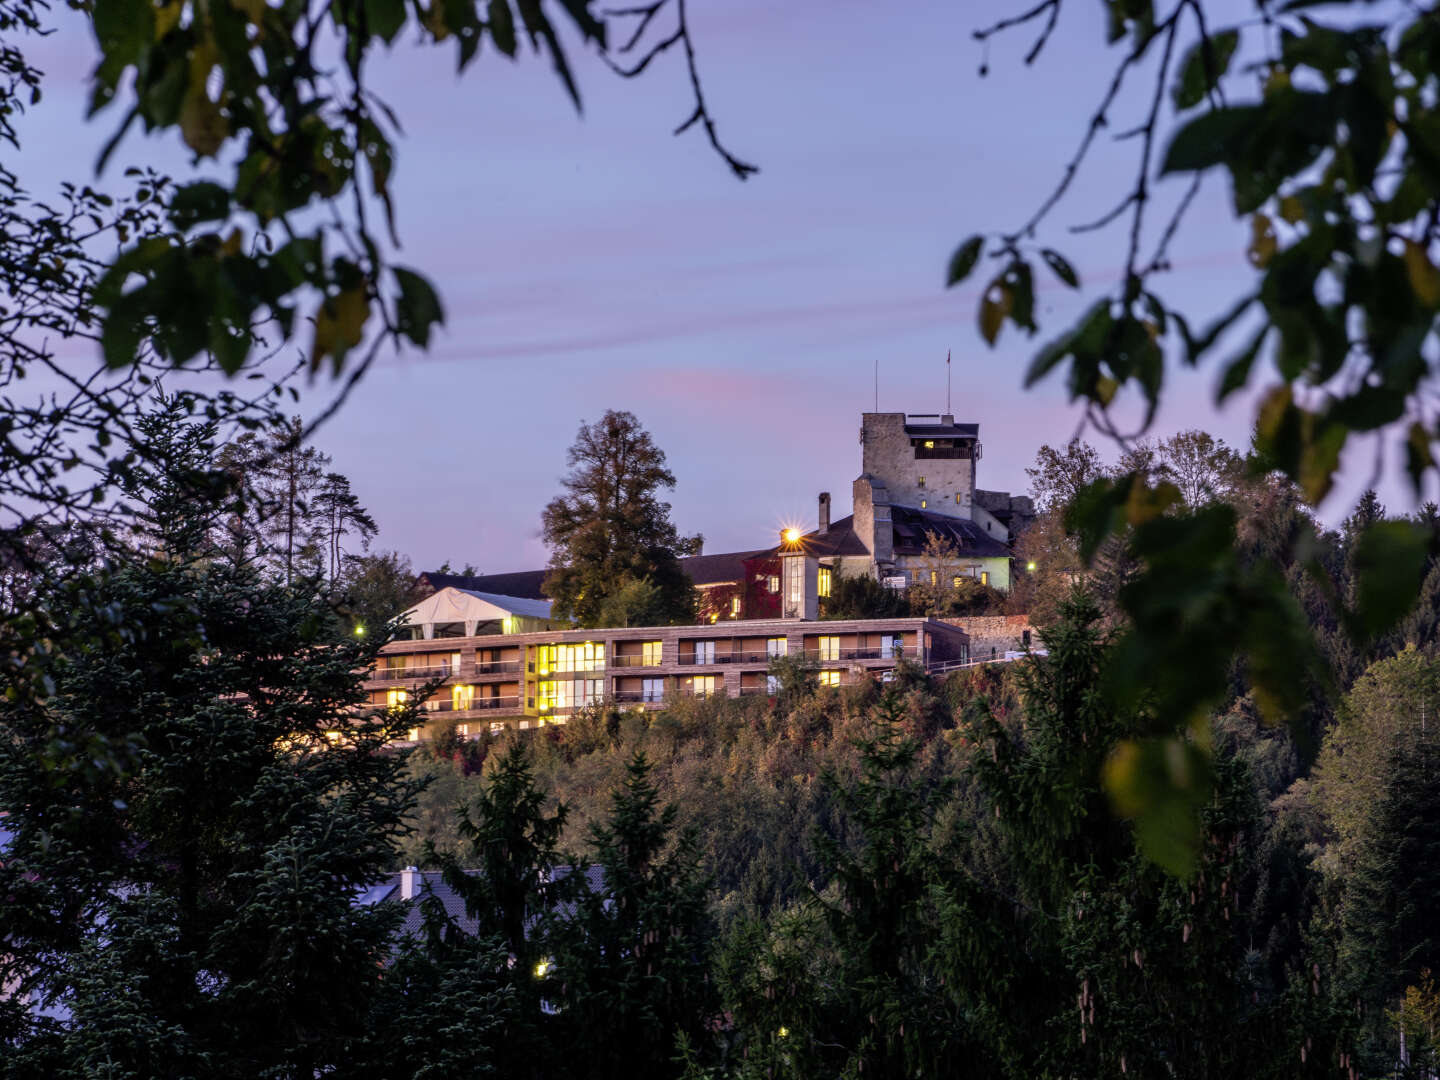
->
[16,0,1417,572]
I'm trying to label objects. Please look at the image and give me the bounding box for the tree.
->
[314,472,378,585]
[949,1,1440,867]
[550,752,716,1078]
[1159,430,1243,509]
[820,567,909,620]
[542,410,701,628]
[0,403,423,1077]
[338,549,428,636]
[1025,439,1103,515]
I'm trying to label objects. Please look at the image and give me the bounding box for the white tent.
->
[397,587,556,638]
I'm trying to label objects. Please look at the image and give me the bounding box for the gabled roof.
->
[421,550,775,599]
[772,514,872,558]
[889,505,1013,558]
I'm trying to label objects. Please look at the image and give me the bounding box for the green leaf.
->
[1039,248,1080,288]
[488,0,518,56]
[365,0,408,43]
[1161,105,1260,173]
[1103,735,1211,878]
[168,181,232,230]
[1351,521,1431,638]
[394,267,445,348]
[1406,421,1434,495]
[1172,29,1240,110]
[92,0,155,68]
[945,235,984,287]
[1215,325,1267,403]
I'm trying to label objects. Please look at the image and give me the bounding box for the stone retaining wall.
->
[938,614,1034,660]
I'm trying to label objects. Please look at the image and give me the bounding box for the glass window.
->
[767,575,780,594]
[766,636,788,658]
[451,684,474,711]
[917,476,926,488]
[819,670,841,687]
[386,688,408,708]
[641,641,663,666]
[952,575,963,589]
[817,566,832,599]
[642,678,664,703]
[786,564,803,607]
[692,640,716,664]
[692,675,718,697]
[980,571,990,586]
[921,499,927,509]
[456,724,470,737]
[880,635,902,659]
[817,636,840,662]
[730,596,741,616]
[929,570,938,586]
[766,674,780,695]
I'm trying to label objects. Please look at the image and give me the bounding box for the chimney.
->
[818,492,831,534]
[940,414,954,426]
[400,866,420,900]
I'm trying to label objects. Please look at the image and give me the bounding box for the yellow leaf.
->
[154,0,182,39]
[423,2,449,40]
[181,87,227,157]
[1264,66,1291,96]
[181,41,226,157]
[311,288,371,373]
[1279,195,1304,225]
[221,228,243,257]
[1095,375,1119,406]
[1247,213,1277,269]
[229,0,266,24]
[978,283,1012,347]
[1404,240,1440,308]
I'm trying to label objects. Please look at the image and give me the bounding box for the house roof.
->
[904,421,979,439]
[358,865,608,939]
[889,505,1013,558]
[421,550,774,600]
[773,514,872,558]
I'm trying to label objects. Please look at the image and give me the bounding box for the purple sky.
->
[20,0,1417,572]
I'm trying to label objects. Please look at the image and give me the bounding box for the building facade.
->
[364,614,970,739]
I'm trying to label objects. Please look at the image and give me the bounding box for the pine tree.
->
[0,403,422,1078]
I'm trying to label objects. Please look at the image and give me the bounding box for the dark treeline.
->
[3,407,1440,1078]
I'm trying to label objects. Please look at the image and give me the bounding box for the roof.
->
[903,421,979,439]
[358,865,608,939]
[773,514,872,558]
[399,586,553,625]
[421,550,774,599]
[889,505,1014,558]
[421,569,549,600]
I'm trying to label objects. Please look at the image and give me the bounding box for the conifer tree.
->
[0,400,422,1078]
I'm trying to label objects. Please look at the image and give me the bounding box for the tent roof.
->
[400,586,552,626]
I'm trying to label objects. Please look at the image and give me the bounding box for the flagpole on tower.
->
[946,350,951,414]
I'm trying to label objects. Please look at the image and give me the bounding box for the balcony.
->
[677,650,776,666]
[799,646,920,662]
[474,660,522,676]
[611,655,663,668]
[423,696,520,714]
[376,664,452,682]
[613,690,665,704]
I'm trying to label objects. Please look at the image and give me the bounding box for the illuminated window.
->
[917,476,926,488]
[920,499,927,509]
[730,596,741,616]
[817,566,832,598]
[929,570,938,586]
[817,636,840,662]
[955,493,962,504]
[952,575,963,589]
[980,571,990,586]
[641,641,663,666]
[537,681,559,712]
[692,640,716,664]
[767,575,780,593]
[456,723,470,737]
[766,637,787,658]
[451,684,474,711]
[924,440,934,449]
[406,727,421,742]
[819,670,841,687]
[692,675,718,698]
[386,688,409,708]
